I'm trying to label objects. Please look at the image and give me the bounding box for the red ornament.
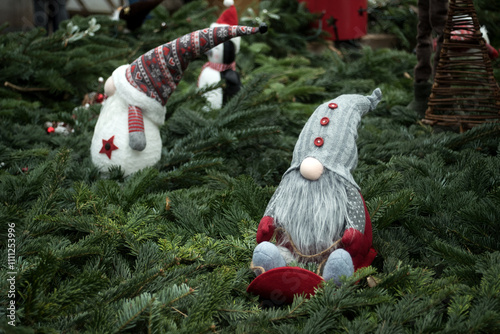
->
[99,136,119,159]
[320,117,329,126]
[47,126,55,133]
[95,93,105,103]
[328,103,338,109]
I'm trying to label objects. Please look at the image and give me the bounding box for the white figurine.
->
[197,0,242,109]
[90,23,267,176]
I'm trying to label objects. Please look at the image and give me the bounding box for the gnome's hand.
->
[342,228,373,270]
[256,216,275,244]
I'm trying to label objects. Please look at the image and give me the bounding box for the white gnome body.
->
[89,24,267,177]
[198,45,225,109]
[198,37,241,110]
[198,1,242,109]
[90,95,162,175]
[90,65,165,176]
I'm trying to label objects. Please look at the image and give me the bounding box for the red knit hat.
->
[125,24,267,107]
[216,0,238,26]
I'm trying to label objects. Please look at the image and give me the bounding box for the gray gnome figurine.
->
[252,88,382,286]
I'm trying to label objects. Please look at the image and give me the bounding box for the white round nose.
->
[104,77,116,97]
[300,157,324,181]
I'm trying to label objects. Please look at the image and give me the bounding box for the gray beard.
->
[264,168,354,257]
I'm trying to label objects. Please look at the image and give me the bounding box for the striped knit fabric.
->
[128,105,145,133]
[203,61,236,73]
[197,61,236,86]
[125,25,264,107]
[286,89,382,190]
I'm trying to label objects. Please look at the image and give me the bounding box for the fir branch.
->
[108,260,178,304]
[445,122,500,150]
[166,287,197,306]
[269,298,309,323]
[3,81,49,92]
[448,229,496,252]
[171,306,188,318]
[115,294,156,332]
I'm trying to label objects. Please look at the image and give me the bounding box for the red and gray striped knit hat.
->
[125,24,267,107]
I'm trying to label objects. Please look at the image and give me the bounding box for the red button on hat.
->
[314,137,324,147]
[328,103,338,109]
[320,117,329,125]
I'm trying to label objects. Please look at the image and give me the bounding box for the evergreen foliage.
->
[368,0,419,50]
[1,0,499,332]
[474,0,500,46]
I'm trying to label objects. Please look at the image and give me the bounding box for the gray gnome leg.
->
[322,249,354,286]
[129,132,146,151]
[252,241,286,275]
[128,105,147,151]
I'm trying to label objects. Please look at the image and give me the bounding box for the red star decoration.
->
[100,136,118,159]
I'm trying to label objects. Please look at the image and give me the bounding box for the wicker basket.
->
[423,0,500,132]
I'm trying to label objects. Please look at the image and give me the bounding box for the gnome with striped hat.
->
[251,89,381,286]
[91,23,267,176]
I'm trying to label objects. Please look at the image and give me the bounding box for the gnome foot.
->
[322,249,354,286]
[129,131,146,151]
[252,241,286,275]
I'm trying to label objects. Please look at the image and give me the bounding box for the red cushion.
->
[247,267,324,304]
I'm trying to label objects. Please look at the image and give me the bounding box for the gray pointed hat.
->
[286,88,382,189]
